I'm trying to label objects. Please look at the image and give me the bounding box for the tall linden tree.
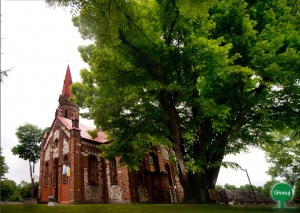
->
[47,0,300,203]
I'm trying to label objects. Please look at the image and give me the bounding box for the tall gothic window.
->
[88,155,98,184]
[63,155,69,183]
[44,162,49,186]
[111,158,118,185]
[52,158,58,185]
[149,153,158,172]
[138,160,146,185]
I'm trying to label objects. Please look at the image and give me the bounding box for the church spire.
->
[57,65,79,122]
[61,65,73,97]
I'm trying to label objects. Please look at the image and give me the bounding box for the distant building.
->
[38,66,183,204]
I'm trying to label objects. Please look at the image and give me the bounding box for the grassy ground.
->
[0,204,299,213]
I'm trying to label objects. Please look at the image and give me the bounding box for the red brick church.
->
[38,66,183,204]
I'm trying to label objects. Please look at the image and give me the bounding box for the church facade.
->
[38,66,183,204]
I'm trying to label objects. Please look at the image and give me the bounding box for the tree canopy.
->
[48,0,300,203]
[12,124,44,163]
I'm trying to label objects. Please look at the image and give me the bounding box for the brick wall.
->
[39,119,184,204]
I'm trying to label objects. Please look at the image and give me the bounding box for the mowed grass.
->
[1,204,299,213]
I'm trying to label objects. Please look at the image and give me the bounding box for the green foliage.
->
[48,0,300,203]
[224,183,238,190]
[261,179,279,199]
[17,181,39,199]
[12,123,44,198]
[8,191,23,202]
[239,184,263,194]
[0,180,39,201]
[215,185,223,190]
[18,181,31,199]
[220,181,275,198]
[0,148,9,177]
[294,179,300,204]
[12,123,44,163]
[0,179,17,201]
[262,130,300,187]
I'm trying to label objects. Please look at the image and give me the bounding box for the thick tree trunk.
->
[29,161,34,198]
[155,62,221,203]
[176,170,213,203]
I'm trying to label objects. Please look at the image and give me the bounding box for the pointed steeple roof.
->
[61,65,73,97]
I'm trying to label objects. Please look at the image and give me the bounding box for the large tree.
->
[47,0,300,203]
[12,123,44,198]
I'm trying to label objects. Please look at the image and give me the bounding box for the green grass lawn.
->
[1,204,299,213]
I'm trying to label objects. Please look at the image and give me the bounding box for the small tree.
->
[0,148,9,201]
[12,123,44,198]
[0,148,9,177]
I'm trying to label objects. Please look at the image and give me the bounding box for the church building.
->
[38,66,183,204]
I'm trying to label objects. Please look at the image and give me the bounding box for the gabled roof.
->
[57,116,108,144]
[61,65,73,97]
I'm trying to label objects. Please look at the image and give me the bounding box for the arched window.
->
[44,162,49,186]
[52,158,58,185]
[138,160,146,185]
[111,158,118,185]
[88,155,98,184]
[149,153,158,172]
[63,155,69,183]
[54,139,59,147]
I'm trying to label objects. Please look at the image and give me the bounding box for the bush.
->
[17,181,39,198]
[8,191,23,202]
[1,179,17,201]
[18,181,31,198]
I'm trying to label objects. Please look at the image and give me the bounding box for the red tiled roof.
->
[61,65,73,97]
[57,116,107,143]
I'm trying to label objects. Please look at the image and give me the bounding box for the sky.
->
[1,0,272,187]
